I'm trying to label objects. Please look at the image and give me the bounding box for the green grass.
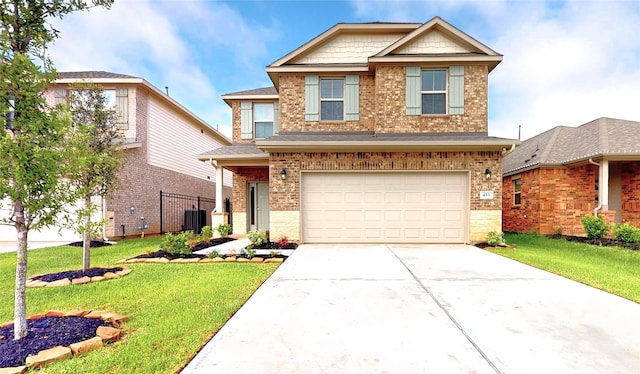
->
[491,232,640,303]
[0,237,279,373]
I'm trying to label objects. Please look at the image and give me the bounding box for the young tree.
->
[0,0,114,340]
[65,83,124,271]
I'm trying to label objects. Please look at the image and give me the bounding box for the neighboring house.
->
[502,117,640,236]
[200,17,518,244]
[0,71,232,245]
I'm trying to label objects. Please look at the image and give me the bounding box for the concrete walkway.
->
[181,244,640,374]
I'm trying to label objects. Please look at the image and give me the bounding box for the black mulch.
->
[68,241,112,248]
[0,316,112,368]
[548,235,640,250]
[251,241,298,250]
[31,267,124,283]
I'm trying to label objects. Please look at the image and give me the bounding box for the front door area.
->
[248,182,269,232]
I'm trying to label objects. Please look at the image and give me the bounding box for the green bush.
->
[160,232,192,256]
[613,222,640,243]
[216,224,232,238]
[580,214,611,239]
[244,246,256,259]
[201,225,213,240]
[487,231,507,246]
[248,230,267,246]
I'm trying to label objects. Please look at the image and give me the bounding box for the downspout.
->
[504,143,517,155]
[588,158,601,216]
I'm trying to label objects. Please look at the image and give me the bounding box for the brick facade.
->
[621,161,640,223]
[503,166,598,236]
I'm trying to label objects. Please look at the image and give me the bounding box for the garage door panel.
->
[302,172,468,243]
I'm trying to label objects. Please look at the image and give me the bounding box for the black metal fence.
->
[160,191,215,234]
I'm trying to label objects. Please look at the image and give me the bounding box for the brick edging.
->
[26,268,132,288]
[0,310,127,373]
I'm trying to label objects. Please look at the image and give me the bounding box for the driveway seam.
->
[385,245,501,374]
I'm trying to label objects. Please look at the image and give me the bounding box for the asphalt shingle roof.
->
[503,117,640,175]
[199,143,267,157]
[222,87,277,97]
[58,71,139,79]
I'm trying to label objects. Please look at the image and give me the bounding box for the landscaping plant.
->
[581,214,611,239]
[487,231,507,246]
[201,225,213,240]
[248,230,268,246]
[216,223,232,238]
[160,232,191,256]
[613,222,640,243]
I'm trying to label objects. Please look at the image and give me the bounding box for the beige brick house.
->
[1,71,232,246]
[200,17,518,243]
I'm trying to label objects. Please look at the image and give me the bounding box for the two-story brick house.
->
[200,17,518,243]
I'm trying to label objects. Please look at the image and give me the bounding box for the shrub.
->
[216,224,232,238]
[248,230,268,246]
[161,232,191,256]
[208,249,222,258]
[276,236,289,247]
[580,214,611,239]
[201,225,213,240]
[244,246,256,259]
[613,222,640,243]
[487,231,507,246]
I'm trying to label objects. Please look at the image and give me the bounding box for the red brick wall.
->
[621,161,640,224]
[503,165,597,235]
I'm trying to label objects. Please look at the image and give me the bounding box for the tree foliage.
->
[0,0,115,340]
[64,82,125,271]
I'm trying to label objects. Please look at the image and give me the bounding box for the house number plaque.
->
[480,191,494,200]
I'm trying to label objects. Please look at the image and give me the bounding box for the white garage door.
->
[301,172,468,243]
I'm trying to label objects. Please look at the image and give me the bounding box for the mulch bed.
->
[547,235,640,250]
[32,267,124,283]
[0,316,113,368]
[68,241,112,248]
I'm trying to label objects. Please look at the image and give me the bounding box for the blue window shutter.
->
[273,101,279,135]
[240,101,253,139]
[305,75,319,121]
[345,75,360,121]
[449,66,464,115]
[405,66,421,115]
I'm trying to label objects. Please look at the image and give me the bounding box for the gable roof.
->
[503,117,640,176]
[55,71,231,145]
[220,87,278,106]
[266,17,502,86]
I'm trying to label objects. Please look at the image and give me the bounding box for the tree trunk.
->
[14,198,28,340]
[82,194,91,272]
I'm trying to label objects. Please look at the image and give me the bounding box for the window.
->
[253,103,273,138]
[513,178,522,205]
[320,78,344,121]
[421,70,447,115]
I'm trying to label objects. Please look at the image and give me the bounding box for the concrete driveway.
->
[181,244,640,374]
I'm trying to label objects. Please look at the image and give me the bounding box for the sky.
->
[49,0,640,141]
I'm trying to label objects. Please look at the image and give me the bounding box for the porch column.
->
[600,159,609,211]
[215,165,224,213]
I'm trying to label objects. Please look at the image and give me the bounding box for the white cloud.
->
[349,0,640,140]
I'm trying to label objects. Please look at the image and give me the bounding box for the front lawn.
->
[0,237,279,373]
[492,232,640,303]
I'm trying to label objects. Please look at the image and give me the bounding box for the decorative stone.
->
[237,258,249,263]
[25,346,72,368]
[199,258,213,263]
[106,313,128,327]
[224,256,237,262]
[90,276,105,282]
[45,278,71,287]
[265,258,284,263]
[27,280,47,288]
[146,257,169,263]
[183,258,201,263]
[250,257,264,263]
[211,257,224,262]
[103,272,120,279]
[1,321,13,328]
[0,366,27,374]
[69,336,103,356]
[85,310,109,319]
[45,310,65,317]
[71,276,91,285]
[27,313,46,321]
[116,268,132,276]
[96,326,122,342]
[64,310,89,317]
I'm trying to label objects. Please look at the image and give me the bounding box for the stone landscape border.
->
[0,309,126,374]
[117,256,284,264]
[26,268,132,288]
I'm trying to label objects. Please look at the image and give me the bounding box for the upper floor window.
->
[513,178,522,205]
[240,101,279,140]
[53,87,128,129]
[320,78,344,121]
[421,70,446,115]
[406,66,464,116]
[253,103,274,138]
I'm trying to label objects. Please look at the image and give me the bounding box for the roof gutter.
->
[255,140,517,152]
